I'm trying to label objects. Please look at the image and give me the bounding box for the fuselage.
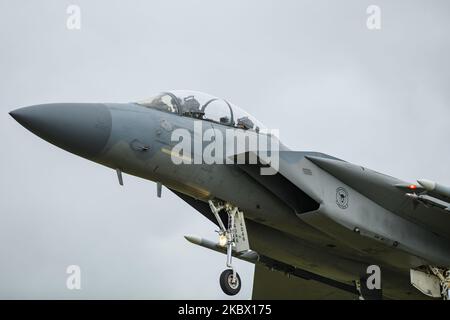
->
[10,91,449,299]
[92,103,435,299]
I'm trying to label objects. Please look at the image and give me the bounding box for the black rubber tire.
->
[219,269,241,296]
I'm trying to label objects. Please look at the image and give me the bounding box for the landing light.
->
[219,234,227,247]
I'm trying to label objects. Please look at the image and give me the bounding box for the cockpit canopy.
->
[136,90,266,132]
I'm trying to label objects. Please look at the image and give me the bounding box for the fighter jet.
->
[9,90,450,299]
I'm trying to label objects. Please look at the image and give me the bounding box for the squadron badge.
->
[336,187,349,209]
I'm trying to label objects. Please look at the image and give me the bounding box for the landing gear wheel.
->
[220,269,241,296]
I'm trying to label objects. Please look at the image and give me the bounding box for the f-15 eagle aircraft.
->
[9,90,450,300]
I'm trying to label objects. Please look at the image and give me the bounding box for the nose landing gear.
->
[220,269,242,296]
[208,200,250,296]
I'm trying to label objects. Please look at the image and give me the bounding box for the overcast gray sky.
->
[1,0,449,299]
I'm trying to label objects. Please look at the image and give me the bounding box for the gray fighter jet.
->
[9,90,450,300]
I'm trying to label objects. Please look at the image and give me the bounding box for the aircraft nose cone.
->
[10,103,112,158]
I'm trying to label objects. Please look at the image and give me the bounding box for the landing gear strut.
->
[411,266,450,299]
[209,200,249,296]
[429,266,450,300]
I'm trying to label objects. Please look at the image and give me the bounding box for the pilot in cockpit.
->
[236,116,254,130]
[151,94,177,113]
[179,95,204,119]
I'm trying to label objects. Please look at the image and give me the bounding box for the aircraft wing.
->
[234,151,450,240]
[305,155,450,240]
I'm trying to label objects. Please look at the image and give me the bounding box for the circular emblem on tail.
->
[336,187,349,209]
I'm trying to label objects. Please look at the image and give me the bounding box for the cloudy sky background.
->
[0,0,449,299]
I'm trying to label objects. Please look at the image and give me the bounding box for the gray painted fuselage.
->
[9,101,449,299]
